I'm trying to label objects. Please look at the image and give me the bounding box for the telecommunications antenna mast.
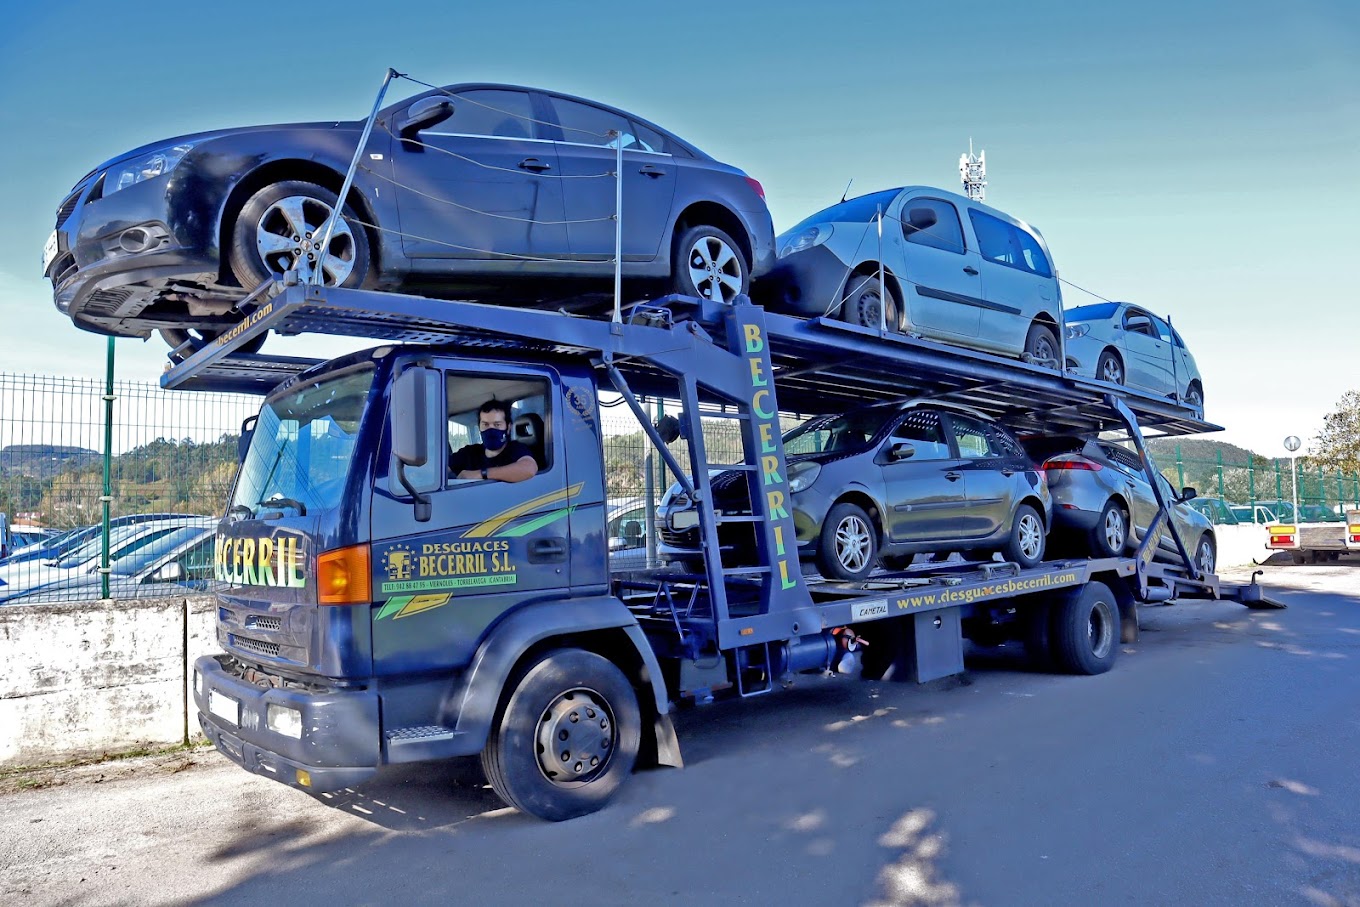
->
[959,139,986,201]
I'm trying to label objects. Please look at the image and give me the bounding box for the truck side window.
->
[444,374,551,483]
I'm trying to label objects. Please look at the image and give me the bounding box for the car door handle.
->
[1000,468,1016,477]
[945,471,962,481]
[518,158,552,173]
[639,164,666,178]
[528,538,567,562]
[962,266,979,276]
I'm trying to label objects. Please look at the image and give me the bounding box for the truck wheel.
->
[1290,551,1307,565]
[1194,533,1216,574]
[481,649,640,822]
[228,180,370,291]
[1050,581,1120,675]
[1089,501,1129,557]
[1002,504,1046,568]
[671,224,748,303]
[841,273,900,331]
[1096,349,1125,385]
[1024,323,1060,367]
[817,503,878,581]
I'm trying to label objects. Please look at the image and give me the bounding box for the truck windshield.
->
[232,365,373,517]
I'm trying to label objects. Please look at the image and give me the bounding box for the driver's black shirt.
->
[450,441,534,475]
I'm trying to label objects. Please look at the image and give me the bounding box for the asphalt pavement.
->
[2,564,1358,907]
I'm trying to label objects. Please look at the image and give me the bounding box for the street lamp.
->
[1284,435,1301,523]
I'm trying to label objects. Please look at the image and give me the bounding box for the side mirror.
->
[391,365,433,522]
[398,96,454,138]
[903,207,938,235]
[152,561,185,583]
[1181,487,1198,501]
[608,537,627,552]
[392,367,429,468]
[237,415,257,464]
[889,441,916,461]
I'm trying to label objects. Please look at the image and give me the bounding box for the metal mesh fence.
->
[1151,442,1360,525]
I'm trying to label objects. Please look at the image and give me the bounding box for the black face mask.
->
[481,427,508,450]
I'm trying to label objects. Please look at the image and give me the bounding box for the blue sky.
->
[0,0,1356,456]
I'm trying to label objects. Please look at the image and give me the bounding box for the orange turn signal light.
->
[317,544,372,605]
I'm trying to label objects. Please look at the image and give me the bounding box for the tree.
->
[1310,390,1360,475]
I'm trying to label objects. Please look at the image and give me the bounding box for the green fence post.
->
[100,338,115,600]
[1176,444,1184,490]
[1248,458,1255,507]
[1216,449,1224,498]
[1275,460,1282,501]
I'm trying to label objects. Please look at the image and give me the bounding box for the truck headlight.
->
[105,143,196,196]
[266,704,303,739]
[787,460,822,493]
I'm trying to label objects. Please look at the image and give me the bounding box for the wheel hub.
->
[535,690,614,785]
[836,516,872,571]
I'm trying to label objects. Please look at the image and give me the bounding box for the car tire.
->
[1024,323,1060,367]
[1194,532,1216,574]
[816,502,878,582]
[228,180,371,292]
[1088,500,1129,558]
[480,648,640,822]
[670,224,749,304]
[1185,383,1204,410]
[159,327,268,358]
[1001,503,1046,568]
[840,273,900,331]
[1096,349,1125,385]
[880,552,916,571]
[1049,581,1120,675]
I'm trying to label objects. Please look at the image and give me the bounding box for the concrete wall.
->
[0,595,219,768]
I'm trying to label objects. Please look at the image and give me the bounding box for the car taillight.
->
[744,177,766,200]
[1043,456,1102,471]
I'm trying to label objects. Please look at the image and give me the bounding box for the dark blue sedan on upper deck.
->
[43,82,775,353]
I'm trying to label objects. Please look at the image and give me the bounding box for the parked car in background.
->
[1027,436,1216,572]
[762,187,1064,365]
[659,402,1051,581]
[0,523,216,605]
[1187,496,1240,525]
[0,517,210,598]
[0,513,190,567]
[45,82,774,354]
[1063,302,1203,411]
[606,497,650,571]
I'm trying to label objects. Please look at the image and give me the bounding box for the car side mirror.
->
[398,97,454,138]
[391,365,433,522]
[152,561,185,583]
[889,441,916,461]
[608,537,627,552]
[903,207,938,235]
[1181,487,1198,501]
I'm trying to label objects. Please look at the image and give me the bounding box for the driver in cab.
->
[450,399,538,483]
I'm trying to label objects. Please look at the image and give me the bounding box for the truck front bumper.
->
[194,654,381,793]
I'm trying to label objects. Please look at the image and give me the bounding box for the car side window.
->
[901,198,966,255]
[546,96,631,147]
[984,423,1027,459]
[967,210,1052,278]
[1150,315,1174,343]
[433,89,536,138]
[889,410,952,460]
[1124,312,1155,336]
[947,415,997,459]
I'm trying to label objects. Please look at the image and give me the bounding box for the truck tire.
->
[1089,500,1129,558]
[1050,581,1120,675]
[1002,504,1046,568]
[817,502,878,581]
[670,224,749,303]
[228,180,370,291]
[481,648,640,822]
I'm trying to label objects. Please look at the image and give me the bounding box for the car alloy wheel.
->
[255,195,358,286]
[1101,506,1126,554]
[1017,511,1044,562]
[1098,351,1124,384]
[835,513,873,574]
[1196,535,1216,574]
[686,234,743,303]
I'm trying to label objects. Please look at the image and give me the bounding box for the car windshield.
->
[783,410,890,456]
[55,523,180,568]
[786,189,900,234]
[231,365,373,517]
[1066,302,1120,322]
[110,526,209,576]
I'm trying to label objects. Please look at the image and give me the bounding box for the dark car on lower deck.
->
[658,403,1052,581]
[43,82,774,353]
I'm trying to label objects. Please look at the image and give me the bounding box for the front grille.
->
[659,526,699,547]
[230,634,281,658]
[55,190,82,226]
[245,615,282,632]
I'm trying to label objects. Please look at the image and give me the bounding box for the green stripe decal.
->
[376,596,413,621]
[498,505,576,538]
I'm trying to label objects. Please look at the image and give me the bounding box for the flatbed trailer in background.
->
[167,279,1280,820]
